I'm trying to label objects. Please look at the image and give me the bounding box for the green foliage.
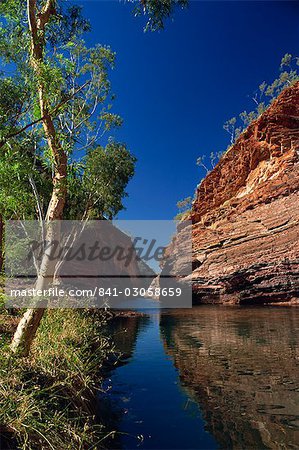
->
[175,196,192,219]
[196,151,223,174]
[0,309,115,449]
[54,39,122,158]
[48,5,92,46]
[0,0,186,223]
[0,1,136,222]
[0,78,30,137]
[223,117,237,145]
[239,110,257,128]
[177,196,192,212]
[176,151,222,218]
[223,53,299,147]
[0,145,51,220]
[65,142,136,220]
[185,52,299,213]
[129,0,188,31]
[83,142,136,218]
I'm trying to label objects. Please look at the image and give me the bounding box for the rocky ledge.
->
[165,82,299,305]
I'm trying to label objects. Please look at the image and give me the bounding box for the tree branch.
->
[27,0,37,36]
[0,80,91,148]
[38,0,57,29]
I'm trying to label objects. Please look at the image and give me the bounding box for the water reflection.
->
[160,307,299,449]
[102,310,218,449]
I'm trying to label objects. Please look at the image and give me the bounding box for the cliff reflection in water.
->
[160,307,299,449]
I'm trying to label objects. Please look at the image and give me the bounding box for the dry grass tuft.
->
[0,307,116,450]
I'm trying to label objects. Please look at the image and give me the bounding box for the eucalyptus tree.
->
[0,0,187,356]
[0,1,133,355]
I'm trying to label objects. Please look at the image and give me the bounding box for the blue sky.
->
[79,1,299,219]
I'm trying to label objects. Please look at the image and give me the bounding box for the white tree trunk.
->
[10,1,67,357]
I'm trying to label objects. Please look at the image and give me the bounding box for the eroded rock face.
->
[172,82,299,304]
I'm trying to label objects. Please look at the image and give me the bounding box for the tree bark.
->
[11,0,67,356]
[10,308,46,356]
[11,220,61,355]
[0,215,3,273]
[27,0,67,221]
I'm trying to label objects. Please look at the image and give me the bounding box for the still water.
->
[102,305,299,450]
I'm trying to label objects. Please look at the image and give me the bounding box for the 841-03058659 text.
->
[97,287,182,297]
[9,286,183,299]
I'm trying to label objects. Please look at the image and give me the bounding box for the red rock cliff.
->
[176,82,299,304]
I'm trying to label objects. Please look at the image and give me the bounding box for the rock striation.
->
[166,82,299,304]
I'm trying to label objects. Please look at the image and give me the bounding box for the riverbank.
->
[0,299,118,450]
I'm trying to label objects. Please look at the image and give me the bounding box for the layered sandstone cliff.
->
[164,82,299,304]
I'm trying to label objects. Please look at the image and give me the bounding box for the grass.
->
[0,302,117,450]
